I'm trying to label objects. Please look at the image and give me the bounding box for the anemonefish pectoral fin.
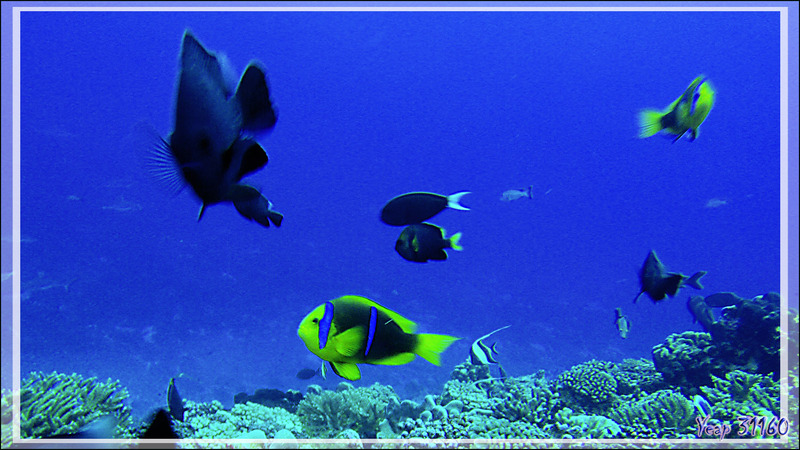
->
[369,353,416,366]
[330,362,361,381]
[334,327,365,357]
[415,333,461,366]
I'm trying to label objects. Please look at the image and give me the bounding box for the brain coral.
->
[556,360,618,411]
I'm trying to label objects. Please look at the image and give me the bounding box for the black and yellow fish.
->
[634,250,706,303]
[297,295,460,381]
[395,223,462,263]
[381,191,470,226]
[638,75,715,143]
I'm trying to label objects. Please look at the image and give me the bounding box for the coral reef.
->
[710,292,781,378]
[17,371,132,439]
[652,330,722,391]
[296,382,396,438]
[555,360,618,414]
[608,389,696,438]
[178,399,304,439]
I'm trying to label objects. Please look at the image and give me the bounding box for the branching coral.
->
[17,371,132,439]
[296,382,396,438]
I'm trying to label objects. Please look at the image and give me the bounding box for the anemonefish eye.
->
[312,318,319,323]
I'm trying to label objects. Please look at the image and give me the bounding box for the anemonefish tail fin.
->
[447,191,471,211]
[415,333,461,366]
[638,109,664,138]
[686,271,707,290]
[449,232,463,251]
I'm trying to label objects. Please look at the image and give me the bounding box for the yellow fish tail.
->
[449,232,463,251]
[415,333,461,366]
[638,109,664,138]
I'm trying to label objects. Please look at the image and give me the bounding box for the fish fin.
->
[663,274,686,297]
[527,185,534,198]
[231,138,268,180]
[446,191,471,211]
[132,121,185,196]
[197,204,208,221]
[638,109,664,138]
[229,184,283,228]
[415,333,461,366]
[633,291,643,303]
[369,352,416,366]
[334,327,365,357]
[181,31,229,94]
[336,296,418,333]
[235,63,278,132]
[329,362,361,381]
[689,128,699,141]
[671,129,688,143]
[448,232,463,251]
[431,250,448,261]
[686,271,707,290]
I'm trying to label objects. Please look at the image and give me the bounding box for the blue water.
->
[13,9,785,421]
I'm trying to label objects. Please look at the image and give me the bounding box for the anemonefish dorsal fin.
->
[335,326,364,357]
[337,295,417,333]
[415,333,461,366]
[369,352,416,366]
[330,362,361,381]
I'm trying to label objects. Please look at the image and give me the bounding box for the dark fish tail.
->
[686,271,707,290]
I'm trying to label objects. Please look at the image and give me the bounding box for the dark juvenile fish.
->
[395,223,462,263]
[703,292,744,308]
[687,295,716,332]
[381,191,470,226]
[167,377,185,422]
[633,250,706,303]
[150,30,282,228]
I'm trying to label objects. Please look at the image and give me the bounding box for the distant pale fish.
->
[705,198,727,208]
[614,307,630,339]
[501,185,534,202]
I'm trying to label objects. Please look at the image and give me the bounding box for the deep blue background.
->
[16,11,781,419]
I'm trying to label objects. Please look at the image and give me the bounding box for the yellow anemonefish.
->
[638,75,715,142]
[297,295,461,381]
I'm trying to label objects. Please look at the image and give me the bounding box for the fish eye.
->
[312,318,319,323]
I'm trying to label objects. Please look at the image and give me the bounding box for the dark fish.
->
[380,191,470,226]
[703,292,744,308]
[296,362,327,381]
[687,295,716,332]
[614,307,630,339]
[150,30,282,228]
[633,250,706,303]
[140,408,180,440]
[470,325,510,365]
[167,377,185,422]
[395,223,462,263]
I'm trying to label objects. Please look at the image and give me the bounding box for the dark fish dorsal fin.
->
[236,64,278,132]
[181,31,229,95]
